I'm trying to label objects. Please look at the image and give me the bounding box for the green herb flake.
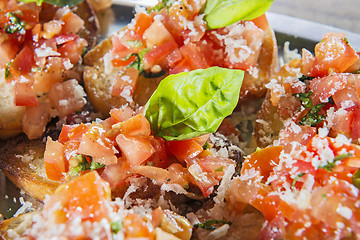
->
[69,154,91,176]
[298,75,314,82]
[291,172,305,187]
[147,0,174,12]
[352,169,360,189]
[111,221,122,234]
[203,141,210,150]
[214,166,223,172]
[299,103,326,127]
[143,67,244,141]
[5,62,12,79]
[293,91,313,109]
[90,161,106,171]
[5,12,26,34]
[319,152,352,172]
[194,219,232,231]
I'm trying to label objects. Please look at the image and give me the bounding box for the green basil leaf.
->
[18,0,83,7]
[203,0,274,29]
[143,67,244,141]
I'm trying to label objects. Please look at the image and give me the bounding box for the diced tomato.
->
[101,158,130,190]
[110,106,134,122]
[241,146,283,180]
[0,39,18,68]
[132,12,153,36]
[117,114,151,137]
[58,123,88,144]
[331,109,354,135]
[166,139,203,164]
[351,109,360,141]
[198,156,235,180]
[170,56,193,74]
[278,125,316,152]
[310,73,348,105]
[123,213,152,239]
[48,79,86,118]
[188,162,218,197]
[55,8,84,34]
[116,134,155,166]
[302,33,359,77]
[32,56,64,93]
[111,67,139,97]
[10,45,34,76]
[143,40,178,69]
[111,54,137,67]
[22,102,50,139]
[58,37,86,64]
[143,20,175,48]
[46,171,111,223]
[44,137,67,181]
[13,82,38,107]
[251,14,270,31]
[77,123,118,165]
[145,136,168,168]
[179,42,209,70]
[166,48,183,68]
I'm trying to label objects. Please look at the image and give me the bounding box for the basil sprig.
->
[18,0,83,7]
[143,67,244,141]
[203,0,274,29]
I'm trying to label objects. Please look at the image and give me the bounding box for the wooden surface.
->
[269,0,360,34]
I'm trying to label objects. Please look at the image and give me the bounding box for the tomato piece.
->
[46,171,111,223]
[250,14,270,31]
[0,39,18,68]
[166,139,203,164]
[143,40,178,69]
[44,137,67,181]
[143,19,175,47]
[101,158,130,190]
[10,45,34,76]
[144,136,168,168]
[241,146,283,180]
[116,134,155,166]
[166,48,183,68]
[111,54,137,67]
[116,114,151,137]
[13,81,38,107]
[58,37,86,64]
[55,8,84,34]
[123,213,152,239]
[179,42,209,69]
[198,156,235,180]
[109,106,134,122]
[170,56,193,74]
[48,79,86,118]
[188,162,218,197]
[132,12,153,36]
[77,123,117,165]
[59,123,89,144]
[111,67,139,97]
[22,102,50,139]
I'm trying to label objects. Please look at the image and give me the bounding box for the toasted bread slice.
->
[0,132,61,202]
[0,0,99,140]
[83,12,278,117]
[84,37,164,116]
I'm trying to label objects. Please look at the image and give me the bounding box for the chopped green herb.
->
[69,154,91,176]
[298,103,326,127]
[111,221,122,234]
[5,12,26,34]
[293,91,313,109]
[319,152,352,172]
[202,141,210,150]
[291,172,305,187]
[298,75,314,82]
[214,166,223,172]
[352,169,360,189]
[194,219,232,231]
[90,161,106,171]
[5,62,11,79]
[147,0,174,12]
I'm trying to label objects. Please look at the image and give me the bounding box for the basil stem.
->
[143,67,244,141]
[203,0,274,29]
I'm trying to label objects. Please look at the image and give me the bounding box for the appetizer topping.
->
[45,68,242,197]
[0,1,88,139]
[21,171,193,239]
[227,134,360,238]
